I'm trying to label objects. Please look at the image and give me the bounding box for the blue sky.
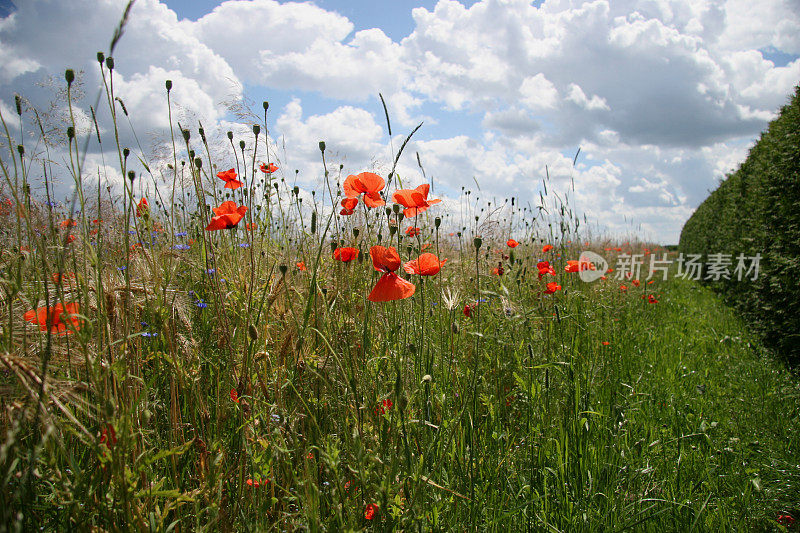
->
[1,0,799,243]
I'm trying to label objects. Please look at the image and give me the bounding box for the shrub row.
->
[679,84,800,364]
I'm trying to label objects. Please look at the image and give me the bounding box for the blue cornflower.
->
[118,266,127,271]
[205,268,216,275]
[238,242,250,248]
[195,300,208,309]
[172,244,190,250]
[142,331,158,338]
[175,231,188,237]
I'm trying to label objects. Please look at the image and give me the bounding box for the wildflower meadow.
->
[1,3,799,532]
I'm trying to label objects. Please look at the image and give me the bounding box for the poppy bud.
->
[310,211,317,234]
[248,324,258,341]
[330,241,337,253]
[263,101,269,111]
[473,237,482,250]
[14,95,22,116]
[318,141,325,152]
[182,129,190,142]
[97,51,105,63]
[377,233,382,243]
[293,186,299,196]
[17,145,24,156]
[392,204,401,214]
[279,264,287,276]
[509,251,515,264]
[123,147,130,159]
[65,69,75,85]
[165,79,172,92]
[434,217,441,228]
[106,57,114,70]
[239,140,245,150]
[128,170,135,182]
[389,226,396,236]
[451,322,459,334]
[253,124,260,136]
[227,131,233,141]
[67,127,74,139]
[385,207,392,217]
[198,127,205,141]
[407,343,416,354]
[352,228,359,237]
[188,150,195,160]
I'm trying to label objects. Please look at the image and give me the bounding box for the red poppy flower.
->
[246,479,260,488]
[405,227,420,237]
[296,261,307,271]
[246,222,257,231]
[602,341,610,346]
[647,294,658,304]
[564,260,595,273]
[23,302,81,335]
[365,503,379,520]
[260,162,279,174]
[392,183,441,217]
[367,246,415,301]
[376,398,393,415]
[537,261,555,280]
[492,266,504,276]
[463,302,478,318]
[544,282,561,294]
[370,246,401,273]
[343,172,385,208]
[777,515,795,527]
[340,197,358,216]
[333,247,359,263]
[404,253,447,276]
[647,280,654,285]
[631,279,640,287]
[507,239,519,248]
[99,424,117,448]
[205,201,247,231]
[542,244,553,253]
[216,168,243,190]
[60,219,77,227]
[368,272,415,302]
[230,389,240,404]
[136,197,149,217]
[620,285,628,291]
[66,235,77,244]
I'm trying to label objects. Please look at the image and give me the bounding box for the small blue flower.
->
[172,244,190,250]
[141,321,148,327]
[188,290,195,297]
[128,230,136,235]
[175,231,188,237]
[205,268,216,275]
[195,300,208,309]
[142,331,158,338]
[238,242,250,248]
[118,266,127,271]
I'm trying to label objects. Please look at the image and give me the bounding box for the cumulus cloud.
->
[2,0,798,243]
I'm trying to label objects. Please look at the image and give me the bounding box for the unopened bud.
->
[182,129,190,142]
[194,158,202,168]
[353,228,359,237]
[17,145,24,156]
[67,127,74,139]
[293,186,299,196]
[252,124,260,136]
[128,170,135,182]
[96,51,105,64]
[434,217,441,228]
[165,79,172,92]
[123,147,130,159]
[239,140,245,150]
[392,204,401,214]
[473,237,482,250]
[248,324,258,341]
[279,264,287,276]
[263,101,269,111]
[105,57,114,70]
[65,69,75,85]
[318,141,326,152]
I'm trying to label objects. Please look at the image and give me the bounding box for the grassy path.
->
[600,277,800,531]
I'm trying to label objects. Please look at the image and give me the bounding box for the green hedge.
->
[679,84,800,364]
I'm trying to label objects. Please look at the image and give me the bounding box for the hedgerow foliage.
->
[679,84,800,364]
